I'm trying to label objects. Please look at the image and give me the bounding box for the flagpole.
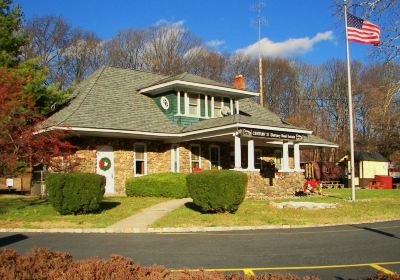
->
[344,0,356,201]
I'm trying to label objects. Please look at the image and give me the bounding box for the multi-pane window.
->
[209,146,220,170]
[188,94,198,116]
[213,97,222,117]
[190,145,201,171]
[134,143,146,176]
[255,149,262,169]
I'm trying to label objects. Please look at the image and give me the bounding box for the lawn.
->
[152,189,400,228]
[0,195,169,229]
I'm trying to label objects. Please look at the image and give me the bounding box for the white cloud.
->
[236,31,334,58]
[206,39,225,48]
[154,19,185,27]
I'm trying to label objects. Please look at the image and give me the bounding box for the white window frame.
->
[189,144,201,172]
[255,149,262,170]
[134,143,147,177]
[213,97,222,118]
[187,93,200,117]
[209,145,221,170]
[170,144,180,173]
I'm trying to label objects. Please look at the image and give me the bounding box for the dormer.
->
[139,73,258,126]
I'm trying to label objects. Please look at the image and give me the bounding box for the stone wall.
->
[65,136,299,197]
[245,171,306,200]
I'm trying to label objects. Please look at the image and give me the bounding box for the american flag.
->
[347,12,380,45]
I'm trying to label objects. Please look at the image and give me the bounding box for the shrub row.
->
[46,172,105,215]
[187,170,247,213]
[1,249,397,280]
[125,173,187,198]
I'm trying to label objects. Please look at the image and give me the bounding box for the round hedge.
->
[187,170,247,213]
[46,172,106,215]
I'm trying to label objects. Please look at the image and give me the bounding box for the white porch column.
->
[205,95,208,118]
[294,143,301,171]
[184,92,188,115]
[281,142,290,172]
[247,139,255,170]
[230,99,234,115]
[211,96,215,118]
[234,134,242,169]
[235,100,240,114]
[177,91,181,115]
[197,94,201,117]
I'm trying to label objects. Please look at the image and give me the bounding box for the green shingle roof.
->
[42,67,181,133]
[41,66,334,146]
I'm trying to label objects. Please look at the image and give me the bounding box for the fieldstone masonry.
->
[245,171,306,200]
[66,136,304,197]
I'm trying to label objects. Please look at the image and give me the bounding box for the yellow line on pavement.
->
[243,269,255,276]
[370,264,395,275]
[171,261,400,273]
[159,225,400,236]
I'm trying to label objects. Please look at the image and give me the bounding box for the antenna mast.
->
[257,0,265,106]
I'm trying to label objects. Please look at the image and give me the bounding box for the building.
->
[338,152,390,188]
[41,66,336,197]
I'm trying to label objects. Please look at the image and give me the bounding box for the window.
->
[190,144,201,171]
[209,146,220,170]
[134,143,147,176]
[171,144,180,172]
[188,94,198,116]
[255,149,262,169]
[275,150,282,170]
[213,97,222,117]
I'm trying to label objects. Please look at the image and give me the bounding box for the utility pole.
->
[257,0,266,107]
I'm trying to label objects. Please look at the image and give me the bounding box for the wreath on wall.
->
[99,157,111,171]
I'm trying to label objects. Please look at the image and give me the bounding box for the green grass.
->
[152,189,400,228]
[0,195,169,228]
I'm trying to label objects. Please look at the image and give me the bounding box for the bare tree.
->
[63,29,104,84]
[184,47,226,81]
[141,23,202,75]
[104,28,145,69]
[21,16,72,87]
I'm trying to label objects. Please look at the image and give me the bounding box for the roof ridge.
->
[55,67,107,126]
[104,65,168,76]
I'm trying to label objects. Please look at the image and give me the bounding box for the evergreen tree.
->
[0,0,26,67]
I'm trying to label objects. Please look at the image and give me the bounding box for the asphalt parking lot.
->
[173,261,400,278]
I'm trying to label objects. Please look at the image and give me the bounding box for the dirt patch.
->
[22,221,92,229]
[0,220,23,228]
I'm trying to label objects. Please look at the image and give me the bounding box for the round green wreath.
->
[99,157,111,171]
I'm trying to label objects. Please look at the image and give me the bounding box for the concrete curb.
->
[0,218,398,234]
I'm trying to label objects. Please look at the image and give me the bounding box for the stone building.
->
[41,66,336,197]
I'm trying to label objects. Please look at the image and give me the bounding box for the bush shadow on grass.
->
[184,202,205,213]
[98,201,121,212]
[184,202,238,214]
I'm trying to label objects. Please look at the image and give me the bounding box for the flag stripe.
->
[346,12,380,45]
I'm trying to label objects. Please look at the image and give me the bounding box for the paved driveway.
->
[1,220,399,279]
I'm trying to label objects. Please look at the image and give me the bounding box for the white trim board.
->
[139,80,259,97]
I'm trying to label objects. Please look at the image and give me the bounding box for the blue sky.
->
[15,0,377,65]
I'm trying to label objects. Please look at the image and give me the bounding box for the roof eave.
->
[139,80,259,99]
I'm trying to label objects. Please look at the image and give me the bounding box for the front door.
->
[96,146,115,194]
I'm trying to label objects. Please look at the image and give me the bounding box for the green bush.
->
[125,173,188,198]
[187,170,247,213]
[46,173,105,215]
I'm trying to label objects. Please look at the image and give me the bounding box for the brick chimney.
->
[233,75,245,90]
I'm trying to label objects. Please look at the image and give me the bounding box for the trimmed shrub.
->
[187,170,247,213]
[125,173,187,198]
[46,172,105,215]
